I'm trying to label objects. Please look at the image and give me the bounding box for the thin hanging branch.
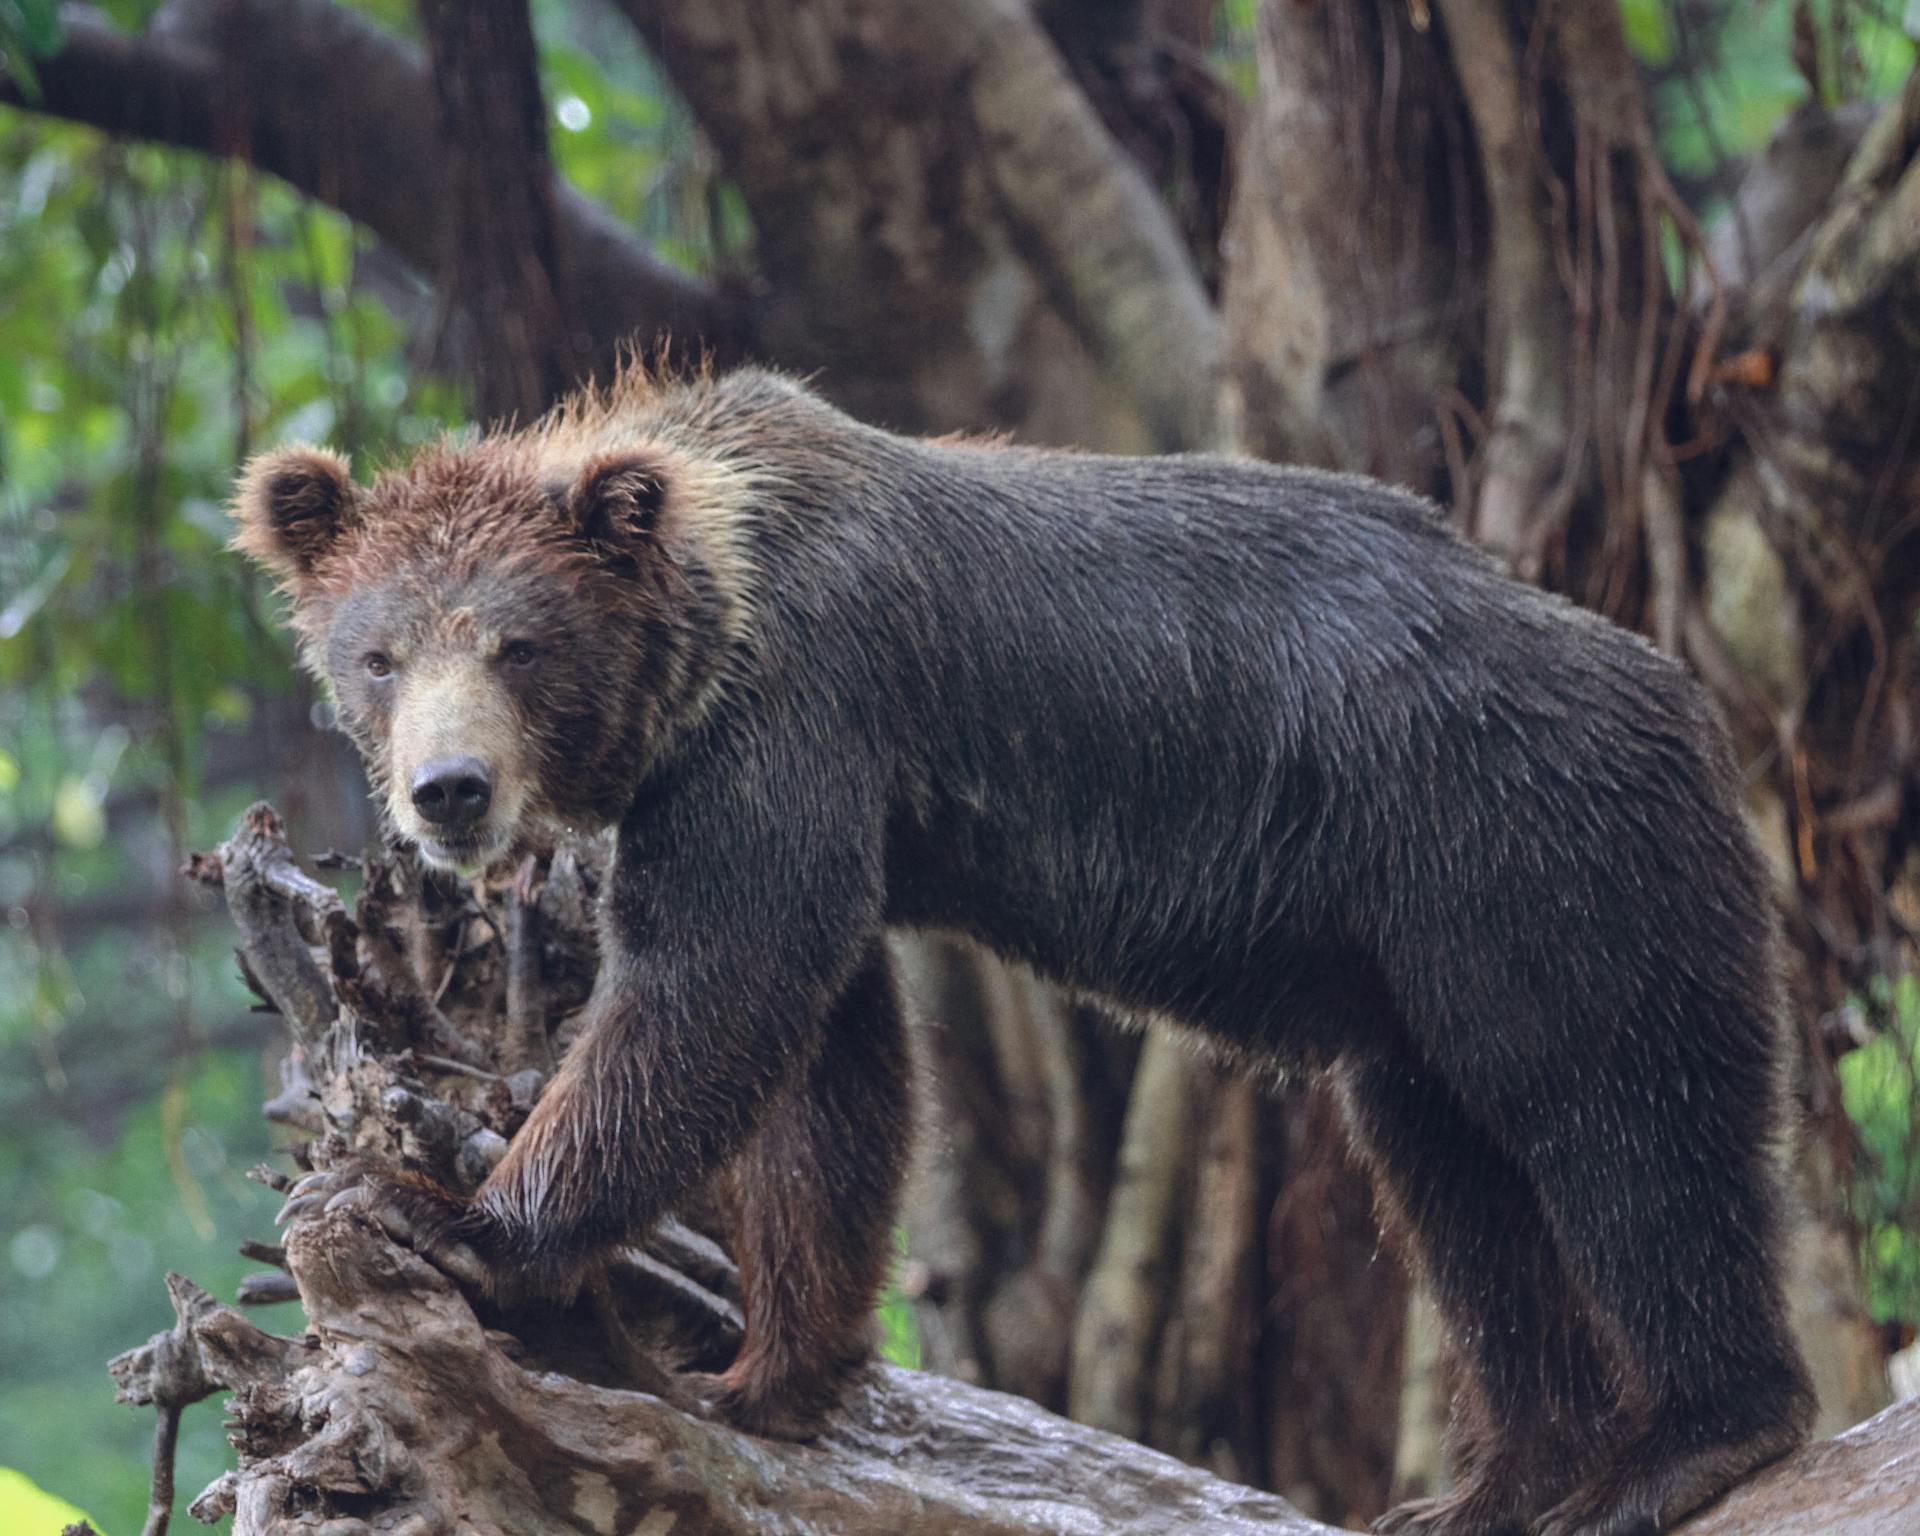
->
[1434,0,1572,572]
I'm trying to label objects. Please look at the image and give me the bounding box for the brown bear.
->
[237,366,1814,1536]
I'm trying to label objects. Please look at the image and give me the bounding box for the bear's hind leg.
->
[1508,1046,1814,1536]
[714,938,915,1437]
[1340,1058,1617,1536]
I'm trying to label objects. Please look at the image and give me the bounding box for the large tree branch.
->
[1699,67,1920,994]
[6,3,741,370]
[15,1,1216,446]
[1701,68,1920,818]
[1218,1,1471,487]
[184,1213,1342,1536]
[1217,0,1341,465]
[933,0,1223,450]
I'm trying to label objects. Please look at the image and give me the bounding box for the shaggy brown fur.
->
[236,365,1813,1536]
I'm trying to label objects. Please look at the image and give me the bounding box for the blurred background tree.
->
[1,1,1918,1531]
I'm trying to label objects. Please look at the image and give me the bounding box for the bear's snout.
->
[411,756,494,830]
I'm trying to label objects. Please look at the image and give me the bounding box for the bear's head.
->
[231,437,710,871]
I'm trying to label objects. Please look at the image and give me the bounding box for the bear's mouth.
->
[414,827,513,873]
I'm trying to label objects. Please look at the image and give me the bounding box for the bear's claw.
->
[275,1163,491,1291]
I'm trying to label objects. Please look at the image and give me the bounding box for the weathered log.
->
[118,806,1920,1533]
[114,1209,1920,1535]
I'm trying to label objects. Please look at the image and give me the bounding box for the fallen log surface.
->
[105,804,1920,1534]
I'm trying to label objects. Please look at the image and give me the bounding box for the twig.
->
[141,1404,181,1536]
[503,853,552,1073]
[237,1238,288,1269]
[412,1052,506,1083]
[199,802,351,1049]
[236,1272,302,1307]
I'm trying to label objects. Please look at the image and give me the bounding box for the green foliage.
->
[535,2,750,272]
[1838,972,1920,1327]
[1621,0,1675,64]
[0,0,63,98]
[878,1228,922,1370]
[1213,0,1261,103]
[0,105,458,1536]
[89,0,164,31]
[0,1032,294,1535]
[1632,0,1916,191]
[0,133,460,779]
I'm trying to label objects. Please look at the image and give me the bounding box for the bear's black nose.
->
[411,757,493,829]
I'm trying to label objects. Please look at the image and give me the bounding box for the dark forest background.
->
[2,1,1919,1530]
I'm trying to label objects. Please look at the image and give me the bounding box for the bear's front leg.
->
[287,742,892,1426]
[704,937,915,1435]
[284,954,866,1308]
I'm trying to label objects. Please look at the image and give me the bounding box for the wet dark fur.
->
[236,369,1813,1533]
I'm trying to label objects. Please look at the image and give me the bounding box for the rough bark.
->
[1216,0,1341,465]
[116,804,1920,1535]
[1220,0,1473,484]
[612,0,1221,448]
[116,1219,1920,1536]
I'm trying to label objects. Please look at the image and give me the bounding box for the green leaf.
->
[95,0,164,26]
[50,775,105,850]
[0,1466,95,1536]
[1,0,65,56]
[1619,0,1672,65]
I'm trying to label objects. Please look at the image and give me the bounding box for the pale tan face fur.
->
[382,633,533,870]
[329,589,559,873]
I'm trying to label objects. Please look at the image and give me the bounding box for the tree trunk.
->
[416,0,577,421]
[610,0,1220,451]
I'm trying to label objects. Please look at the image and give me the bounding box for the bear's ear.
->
[566,451,668,556]
[231,446,358,584]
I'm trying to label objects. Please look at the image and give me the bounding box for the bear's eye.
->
[502,640,538,667]
[364,651,393,680]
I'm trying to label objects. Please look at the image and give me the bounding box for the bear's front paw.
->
[277,1163,492,1292]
